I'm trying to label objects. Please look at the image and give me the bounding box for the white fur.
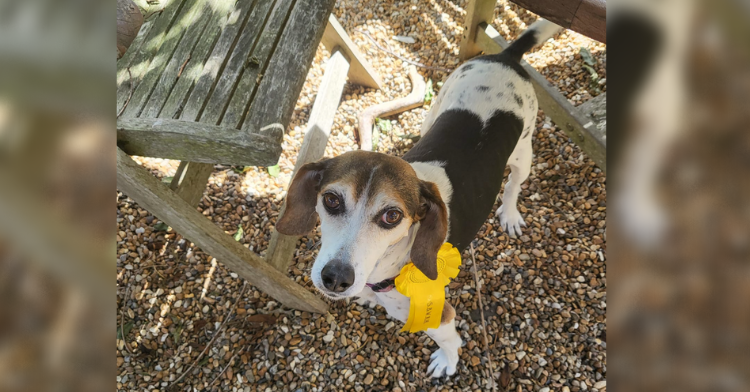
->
[526,19,564,44]
[497,132,534,237]
[311,174,414,299]
[421,61,537,135]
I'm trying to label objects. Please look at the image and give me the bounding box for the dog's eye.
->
[381,209,403,225]
[323,193,341,210]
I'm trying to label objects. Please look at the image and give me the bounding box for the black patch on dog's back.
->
[403,109,524,250]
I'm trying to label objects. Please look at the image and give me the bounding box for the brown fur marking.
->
[441,302,456,325]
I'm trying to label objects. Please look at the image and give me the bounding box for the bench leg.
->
[458,0,496,60]
[169,161,214,207]
[265,48,351,272]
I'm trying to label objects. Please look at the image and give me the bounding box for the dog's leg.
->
[376,292,462,377]
[497,133,533,237]
[425,306,462,378]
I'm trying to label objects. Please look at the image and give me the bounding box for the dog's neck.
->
[366,161,454,284]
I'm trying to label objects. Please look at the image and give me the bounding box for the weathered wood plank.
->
[169,161,215,207]
[117,14,154,73]
[220,0,294,129]
[177,0,257,122]
[140,0,218,118]
[509,0,606,43]
[117,0,189,113]
[117,149,328,313]
[116,117,283,165]
[578,93,606,147]
[458,0,496,60]
[320,15,381,90]
[242,0,336,134]
[265,49,350,272]
[201,0,278,126]
[476,24,606,171]
[120,0,206,119]
[158,0,232,119]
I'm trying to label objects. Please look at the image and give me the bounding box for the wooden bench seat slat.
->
[158,0,235,120]
[219,0,295,130]
[120,0,206,119]
[241,0,336,135]
[140,1,216,118]
[117,17,155,85]
[177,0,257,122]
[117,0,189,114]
[200,0,279,126]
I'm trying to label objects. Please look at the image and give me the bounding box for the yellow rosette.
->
[394,243,462,333]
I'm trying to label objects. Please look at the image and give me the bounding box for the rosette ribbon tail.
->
[395,243,462,333]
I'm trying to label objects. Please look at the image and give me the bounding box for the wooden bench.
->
[116,0,379,313]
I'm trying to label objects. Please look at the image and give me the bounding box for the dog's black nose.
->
[320,261,355,293]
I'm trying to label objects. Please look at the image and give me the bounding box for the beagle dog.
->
[276,20,562,378]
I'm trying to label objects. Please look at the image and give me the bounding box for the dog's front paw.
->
[496,204,526,237]
[427,348,458,378]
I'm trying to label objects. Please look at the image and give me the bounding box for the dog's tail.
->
[503,19,563,62]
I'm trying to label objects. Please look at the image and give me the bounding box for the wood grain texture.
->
[158,1,229,120]
[169,161,215,207]
[117,149,328,313]
[242,0,337,134]
[176,0,257,122]
[217,0,290,129]
[120,0,205,118]
[477,24,606,171]
[265,49,351,272]
[570,0,606,43]
[508,0,606,43]
[458,0,496,60]
[140,0,215,118]
[116,117,283,166]
[320,15,381,89]
[117,0,184,112]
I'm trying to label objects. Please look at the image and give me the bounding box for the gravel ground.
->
[117,1,606,391]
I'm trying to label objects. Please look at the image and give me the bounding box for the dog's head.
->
[276,151,448,299]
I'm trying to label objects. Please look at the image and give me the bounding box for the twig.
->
[200,258,218,302]
[358,66,426,151]
[167,282,248,389]
[177,54,191,78]
[469,244,498,392]
[208,349,242,387]
[356,30,453,73]
[118,68,134,118]
[119,287,134,355]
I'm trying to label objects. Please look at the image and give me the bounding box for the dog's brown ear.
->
[276,159,328,236]
[410,181,448,280]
